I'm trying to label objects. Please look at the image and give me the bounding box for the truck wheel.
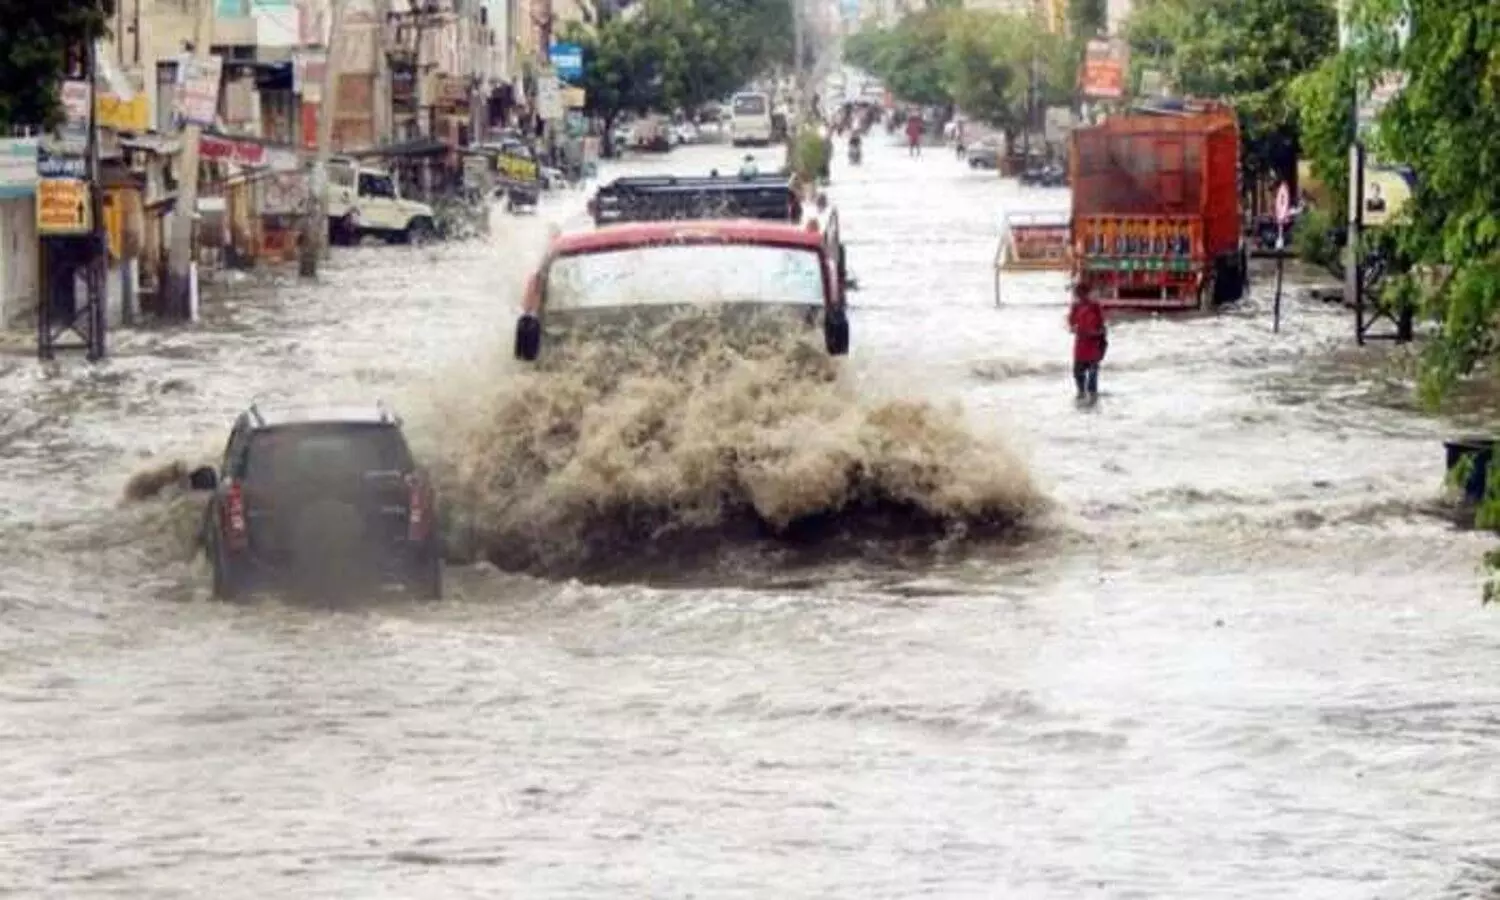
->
[824,307,850,356]
[408,555,443,600]
[515,314,542,361]
[1212,252,1246,305]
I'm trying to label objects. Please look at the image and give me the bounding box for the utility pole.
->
[791,0,804,123]
[299,0,347,278]
[165,0,217,320]
[374,0,394,145]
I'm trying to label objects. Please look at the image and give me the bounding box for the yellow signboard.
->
[37,177,91,235]
[97,92,151,132]
[496,151,539,183]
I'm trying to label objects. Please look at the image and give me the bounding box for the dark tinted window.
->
[733,95,767,116]
[245,424,412,485]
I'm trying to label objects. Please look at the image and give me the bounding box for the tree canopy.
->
[844,9,1070,135]
[1343,0,1500,406]
[1123,0,1338,182]
[0,0,112,129]
[562,0,794,138]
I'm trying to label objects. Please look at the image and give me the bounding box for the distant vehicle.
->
[474,139,542,211]
[730,91,774,146]
[966,138,1001,170]
[189,403,442,601]
[584,172,852,293]
[512,221,851,363]
[1019,163,1068,188]
[1070,101,1248,311]
[325,160,438,245]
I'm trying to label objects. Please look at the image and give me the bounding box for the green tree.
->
[1348,0,1500,408]
[945,13,1068,138]
[1123,0,1338,182]
[560,16,667,156]
[845,10,956,107]
[0,0,113,129]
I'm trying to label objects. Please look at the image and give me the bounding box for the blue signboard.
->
[549,42,584,83]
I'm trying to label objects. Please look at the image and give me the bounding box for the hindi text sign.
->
[37,177,91,235]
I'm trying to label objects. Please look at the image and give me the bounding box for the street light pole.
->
[164,0,216,319]
[792,0,804,122]
[299,0,347,278]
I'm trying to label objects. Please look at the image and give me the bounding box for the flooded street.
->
[3,136,1499,899]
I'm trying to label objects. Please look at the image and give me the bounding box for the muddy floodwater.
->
[2,138,1498,899]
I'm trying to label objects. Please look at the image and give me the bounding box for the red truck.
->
[1069,101,1248,311]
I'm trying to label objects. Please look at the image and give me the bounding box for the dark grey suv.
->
[189,403,442,600]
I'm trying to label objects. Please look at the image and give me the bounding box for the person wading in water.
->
[1067,283,1108,401]
[905,112,923,158]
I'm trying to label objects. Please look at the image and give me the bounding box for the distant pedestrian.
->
[1067,283,1107,401]
[905,113,923,158]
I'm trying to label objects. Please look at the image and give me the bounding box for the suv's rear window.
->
[245,424,412,484]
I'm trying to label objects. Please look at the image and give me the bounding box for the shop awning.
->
[348,136,452,158]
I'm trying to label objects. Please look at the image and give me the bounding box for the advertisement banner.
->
[253,0,300,46]
[536,72,563,121]
[1080,39,1127,100]
[97,92,151,132]
[496,150,539,185]
[37,177,92,235]
[0,138,38,199]
[260,171,310,215]
[548,42,583,83]
[174,54,225,127]
[61,81,92,127]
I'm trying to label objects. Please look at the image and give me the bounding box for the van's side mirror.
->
[188,466,219,491]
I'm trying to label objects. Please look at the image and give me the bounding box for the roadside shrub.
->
[788,127,831,184]
[1292,205,1343,275]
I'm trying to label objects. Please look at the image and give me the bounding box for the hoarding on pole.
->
[1079,39,1127,100]
[0,138,39,199]
[37,177,92,235]
[174,54,224,128]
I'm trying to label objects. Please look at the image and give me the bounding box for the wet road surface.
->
[2,137,1499,899]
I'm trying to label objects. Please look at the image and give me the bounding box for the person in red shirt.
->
[1067,283,1108,400]
[905,112,923,158]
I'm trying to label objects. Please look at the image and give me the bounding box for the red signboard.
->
[200,133,267,167]
[1011,225,1071,267]
[1080,39,1126,100]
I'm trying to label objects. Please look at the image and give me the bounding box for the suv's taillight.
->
[222,479,249,550]
[406,473,431,542]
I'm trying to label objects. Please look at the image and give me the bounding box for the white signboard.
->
[61,81,91,127]
[537,74,563,121]
[294,49,326,101]
[254,0,301,47]
[174,54,225,127]
[0,138,39,199]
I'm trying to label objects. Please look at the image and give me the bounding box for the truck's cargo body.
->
[1069,103,1244,310]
